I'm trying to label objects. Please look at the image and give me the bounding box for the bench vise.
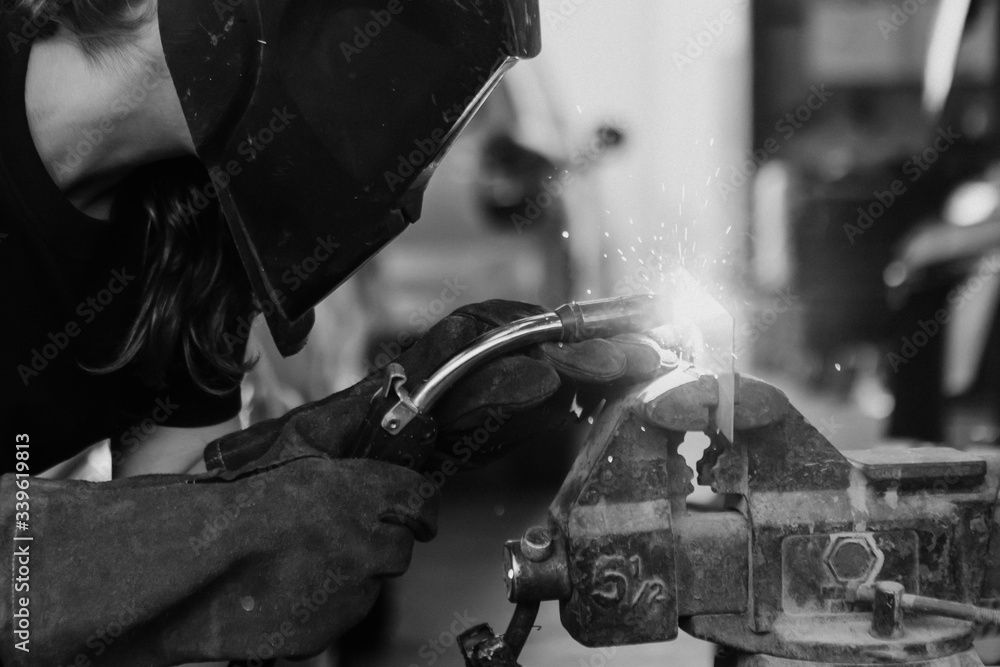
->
[459,370,1000,667]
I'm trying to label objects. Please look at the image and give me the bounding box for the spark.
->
[709,137,715,146]
[725,225,732,235]
[835,363,842,371]
[561,231,570,239]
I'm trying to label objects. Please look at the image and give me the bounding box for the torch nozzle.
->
[555,294,671,342]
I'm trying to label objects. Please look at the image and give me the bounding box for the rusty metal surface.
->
[673,512,748,616]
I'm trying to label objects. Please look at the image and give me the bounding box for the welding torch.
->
[379,294,669,434]
[353,294,670,468]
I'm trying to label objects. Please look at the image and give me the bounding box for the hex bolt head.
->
[825,536,881,583]
[831,541,873,580]
[520,526,553,562]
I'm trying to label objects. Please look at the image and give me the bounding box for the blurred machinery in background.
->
[749,0,1000,447]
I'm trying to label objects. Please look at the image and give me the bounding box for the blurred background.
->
[244,0,1000,664]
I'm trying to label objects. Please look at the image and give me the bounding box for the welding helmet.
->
[158,0,541,355]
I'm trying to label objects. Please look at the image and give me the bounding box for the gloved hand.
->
[0,453,437,666]
[206,300,662,473]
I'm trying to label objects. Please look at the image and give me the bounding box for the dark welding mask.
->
[158,0,541,355]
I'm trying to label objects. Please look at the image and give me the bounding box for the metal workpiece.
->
[380,294,671,435]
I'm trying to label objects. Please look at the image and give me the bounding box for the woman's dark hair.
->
[11,0,258,394]
[106,159,257,394]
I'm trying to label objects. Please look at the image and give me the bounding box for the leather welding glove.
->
[206,300,661,473]
[0,453,437,666]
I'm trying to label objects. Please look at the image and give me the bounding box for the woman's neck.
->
[24,23,194,220]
